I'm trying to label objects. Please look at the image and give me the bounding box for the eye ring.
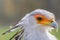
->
[37,17,42,21]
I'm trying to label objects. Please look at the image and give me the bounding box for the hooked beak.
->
[50,21,58,29]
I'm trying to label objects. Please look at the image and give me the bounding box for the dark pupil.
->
[37,17,42,21]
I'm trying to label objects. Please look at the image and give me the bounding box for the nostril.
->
[50,21,53,23]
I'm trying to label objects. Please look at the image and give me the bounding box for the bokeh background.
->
[0,0,60,40]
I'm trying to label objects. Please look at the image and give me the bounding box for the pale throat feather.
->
[24,25,57,40]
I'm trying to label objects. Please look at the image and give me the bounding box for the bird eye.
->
[37,17,42,21]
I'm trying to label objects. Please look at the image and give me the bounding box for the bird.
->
[2,9,58,40]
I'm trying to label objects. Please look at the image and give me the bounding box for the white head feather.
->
[17,9,58,40]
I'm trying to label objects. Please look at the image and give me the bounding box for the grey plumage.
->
[2,9,58,40]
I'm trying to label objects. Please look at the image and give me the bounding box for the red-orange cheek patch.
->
[34,14,52,25]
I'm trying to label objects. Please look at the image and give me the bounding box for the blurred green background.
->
[0,0,60,40]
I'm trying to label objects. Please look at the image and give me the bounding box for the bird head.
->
[28,9,58,31]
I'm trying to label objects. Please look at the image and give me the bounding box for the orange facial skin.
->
[34,14,53,25]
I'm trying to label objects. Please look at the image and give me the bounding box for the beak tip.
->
[51,21,58,29]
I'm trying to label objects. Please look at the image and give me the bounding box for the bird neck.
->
[24,26,51,40]
[24,25,57,40]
